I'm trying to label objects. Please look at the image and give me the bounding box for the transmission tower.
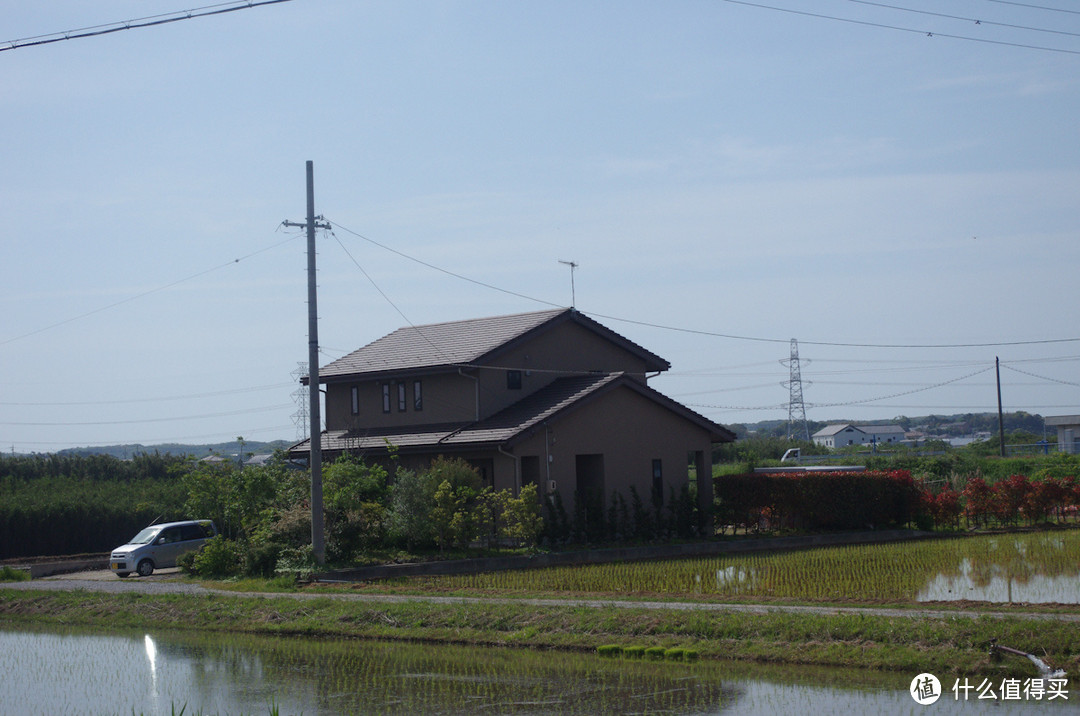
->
[782,338,810,441]
[290,361,309,442]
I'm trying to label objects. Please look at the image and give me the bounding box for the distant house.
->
[860,424,907,445]
[288,308,735,518]
[812,424,868,448]
[1045,415,1080,454]
[811,423,905,448]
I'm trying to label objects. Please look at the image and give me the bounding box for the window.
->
[382,383,391,413]
[651,459,663,506]
[413,380,423,411]
[507,370,522,390]
[350,385,359,415]
[398,382,407,412]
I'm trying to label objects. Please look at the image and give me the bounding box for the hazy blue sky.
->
[3,1,1079,452]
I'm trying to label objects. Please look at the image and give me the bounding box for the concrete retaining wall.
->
[316,529,937,582]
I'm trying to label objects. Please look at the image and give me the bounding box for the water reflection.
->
[916,534,1080,604]
[0,626,1072,715]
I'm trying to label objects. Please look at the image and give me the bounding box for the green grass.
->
[1,587,1076,680]
[0,566,30,582]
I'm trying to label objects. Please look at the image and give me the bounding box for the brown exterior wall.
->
[324,371,478,431]
[506,385,714,515]
[475,321,654,419]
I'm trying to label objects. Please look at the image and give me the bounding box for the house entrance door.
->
[575,454,605,539]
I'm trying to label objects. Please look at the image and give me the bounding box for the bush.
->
[185,536,242,578]
[0,566,30,582]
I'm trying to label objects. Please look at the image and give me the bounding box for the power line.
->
[0,403,294,427]
[2,1,294,52]
[328,219,1080,350]
[720,0,1080,56]
[0,233,299,348]
[981,0,1080,16]
[0,382,294,407]
[844,0,1080,39]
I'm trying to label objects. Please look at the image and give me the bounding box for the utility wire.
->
[328,219,1080,350]
[844,0,1080,39]
[720,0,1080,55]
[982,0,1080,16]
[0,383,294,407]
[2,0,294,52]
[0,403,294,427]
[0,234,300,348]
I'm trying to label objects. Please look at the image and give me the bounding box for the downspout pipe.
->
[497,445,520,494]
[458,368,479,420]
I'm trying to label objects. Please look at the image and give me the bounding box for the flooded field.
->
[420,530,1080,604]
[0,626,1072,715]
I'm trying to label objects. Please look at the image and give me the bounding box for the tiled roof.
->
[290,372,732,455]
[317,308,668,380]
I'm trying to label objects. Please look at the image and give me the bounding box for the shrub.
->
[187,536,242,578]
[623,645,645,659]
[0,566,30,582]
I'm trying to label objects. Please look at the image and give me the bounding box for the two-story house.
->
[288,308,734,518]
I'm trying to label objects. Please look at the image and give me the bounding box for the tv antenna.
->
[558,260,578,307]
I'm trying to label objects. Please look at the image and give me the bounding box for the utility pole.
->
[282,161,331,564]
[996,356,1006,458]
[558,260,578,308]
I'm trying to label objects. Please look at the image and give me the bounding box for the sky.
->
[2,0,1079,453]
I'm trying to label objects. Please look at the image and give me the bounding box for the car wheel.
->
[137,559,154,577]
[116,572,131,578]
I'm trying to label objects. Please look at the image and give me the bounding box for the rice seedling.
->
[408,530,1080,604]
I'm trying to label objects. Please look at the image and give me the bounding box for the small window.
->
[351,385,359,415]
[413,380,423,411]
[398,382,407,412]
[382,383,391,413]
[507,370,523,390]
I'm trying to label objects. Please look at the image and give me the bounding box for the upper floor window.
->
[351,385,359,415]
[382,383,391,413]
[507,370,523,390]
[413,380,423,411]
[398,382,407,412]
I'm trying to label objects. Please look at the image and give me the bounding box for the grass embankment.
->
[1,587,1076,681]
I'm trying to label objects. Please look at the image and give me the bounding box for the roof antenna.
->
[558,260,578,308]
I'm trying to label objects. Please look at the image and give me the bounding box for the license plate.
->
[110,563,118,570]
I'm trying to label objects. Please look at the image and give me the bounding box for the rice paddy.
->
[400,530,1080,604]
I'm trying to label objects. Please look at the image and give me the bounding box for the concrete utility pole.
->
[282,161,331,564]
[996,356,1006,458]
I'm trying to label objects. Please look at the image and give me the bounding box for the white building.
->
[812,424,868,448]
[1045,415,1080,454]
[812,423,906,448]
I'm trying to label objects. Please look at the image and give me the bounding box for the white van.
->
[110,520,217,577]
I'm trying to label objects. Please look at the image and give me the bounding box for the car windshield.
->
[129,527,161,545]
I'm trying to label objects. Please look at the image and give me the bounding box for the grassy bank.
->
[1,588,1076,682]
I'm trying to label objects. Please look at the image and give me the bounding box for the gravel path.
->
[5,570,1080,623]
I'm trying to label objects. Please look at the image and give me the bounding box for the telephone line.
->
[3,1,294,52]
[328,219,1080,350]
